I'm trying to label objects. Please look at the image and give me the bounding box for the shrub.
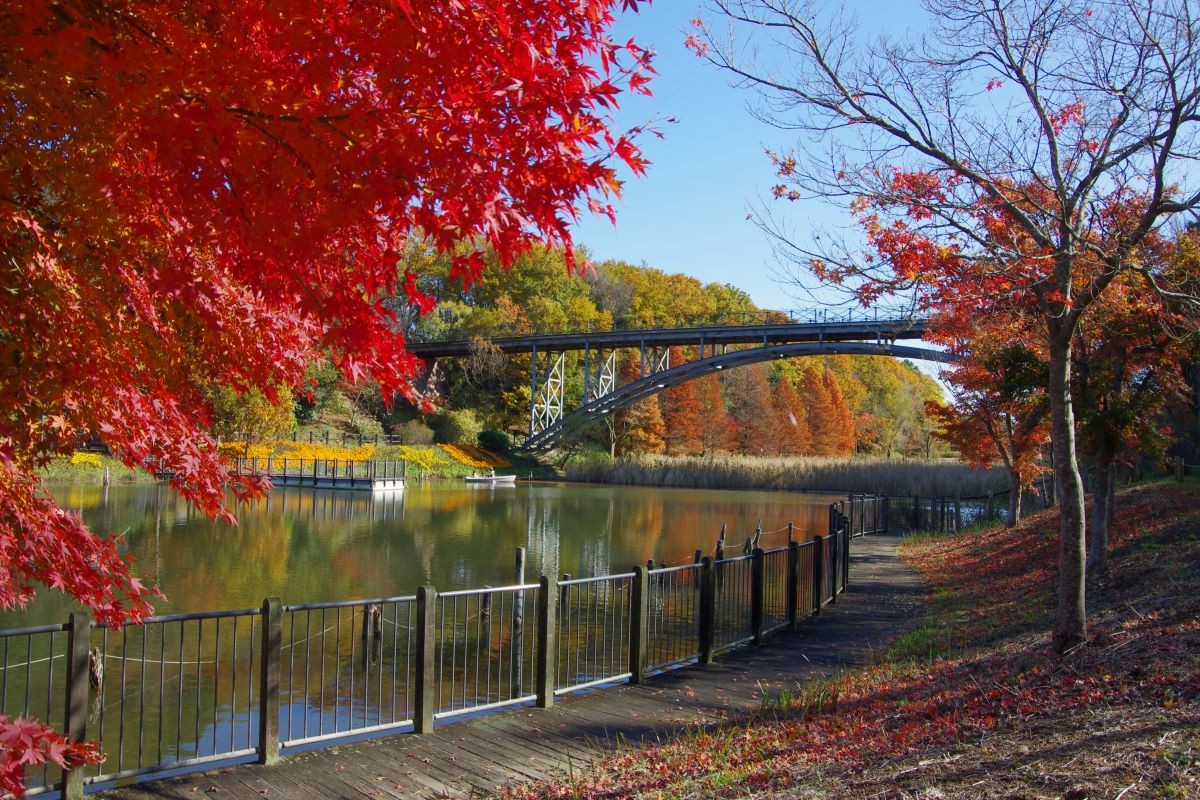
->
[347,413,384,438]
[478,429,513,452]
[434,408,483,446]
[391,418,436,445]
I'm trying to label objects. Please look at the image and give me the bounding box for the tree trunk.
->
[1049,339,1087,653]
[1088,455,1115,572]
[1006,468,1023,528]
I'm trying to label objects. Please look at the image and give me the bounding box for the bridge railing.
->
[407,305,927,345]
[5,494,885,796]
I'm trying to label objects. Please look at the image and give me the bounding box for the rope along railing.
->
[2,494,887,797]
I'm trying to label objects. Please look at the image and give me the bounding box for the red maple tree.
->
[696,0,1200,652]
[1,1,650,792]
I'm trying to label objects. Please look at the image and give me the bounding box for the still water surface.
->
[3,481,841,788]
[15,481,840,623]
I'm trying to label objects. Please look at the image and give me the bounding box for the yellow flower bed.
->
[393,446,449,473]
[218,441,377,462]
[437,444,510,469]
[69,452,103,468]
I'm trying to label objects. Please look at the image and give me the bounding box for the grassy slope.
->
[39,454,157,484]
[501,481,1199,799]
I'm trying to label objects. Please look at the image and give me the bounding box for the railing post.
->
[62,612,90,800]
[536,576,556,708]
[883,495,891,533]
[698,557,716,664]
[842,529,851,591]
[830,532,839,604]
[511,547,526,699]
[786,541,799,630]
[751,548,765,645]
[258,598,282,765]
[415,585,436,733]
[628,566,649,684]
[812,536,824,614]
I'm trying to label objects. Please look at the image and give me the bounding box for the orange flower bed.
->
[437,444,510,469]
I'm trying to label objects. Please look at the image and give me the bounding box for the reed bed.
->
[565,454,1007,498]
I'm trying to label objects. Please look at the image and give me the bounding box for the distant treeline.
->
[370,245,949,458]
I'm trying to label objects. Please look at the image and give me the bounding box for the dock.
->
[236,457,406,491]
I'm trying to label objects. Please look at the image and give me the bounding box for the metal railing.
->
[645,565,701,672]
[888,486,1055,532]
[4,494,885,796]
[279,596,416,747]
[432,583,539,719]
[234,458,407,483]
[408,305,928,345]
[556,574,633,691]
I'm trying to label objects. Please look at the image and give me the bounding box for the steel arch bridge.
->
[404,311,948,452]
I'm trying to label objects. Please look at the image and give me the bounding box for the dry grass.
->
[566,453,1006,497]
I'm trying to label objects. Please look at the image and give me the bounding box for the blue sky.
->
[572,1,923,310]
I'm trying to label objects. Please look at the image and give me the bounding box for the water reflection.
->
[7,482,840,625]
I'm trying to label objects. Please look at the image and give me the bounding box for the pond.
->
[14,481,842,622]
[3,480,844,791]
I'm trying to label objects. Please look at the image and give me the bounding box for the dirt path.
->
[103,531,927,800]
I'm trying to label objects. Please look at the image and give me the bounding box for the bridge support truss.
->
[530,348,565,436]
[583,346,616,404]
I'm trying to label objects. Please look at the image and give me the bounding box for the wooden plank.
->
[454,719,575,773]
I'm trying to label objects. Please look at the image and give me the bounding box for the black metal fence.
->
[888,486,1056,532]
[3,495,887,797]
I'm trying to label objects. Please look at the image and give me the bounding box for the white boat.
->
[464,474,517,484]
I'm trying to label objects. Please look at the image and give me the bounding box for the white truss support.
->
[588,350,616,403]
[648,346,670,375]
[530,351,566,436]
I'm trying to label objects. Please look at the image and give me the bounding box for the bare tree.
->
[696,0,1200,651]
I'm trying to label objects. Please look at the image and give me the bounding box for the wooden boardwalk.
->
[103,532,926,800]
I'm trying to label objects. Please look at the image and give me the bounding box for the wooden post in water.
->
[415,586,436,733]
[62,612,91,800]
[629,565,649,684]
[715,524,726,591]
[692,549,702,589]
[511,547,526,699]
[536,576,556,708]
[258,598,282,764]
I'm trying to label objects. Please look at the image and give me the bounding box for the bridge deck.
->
[407,318,927,359]
[102,532,925,800]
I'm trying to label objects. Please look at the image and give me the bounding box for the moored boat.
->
[464,474,517,484]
